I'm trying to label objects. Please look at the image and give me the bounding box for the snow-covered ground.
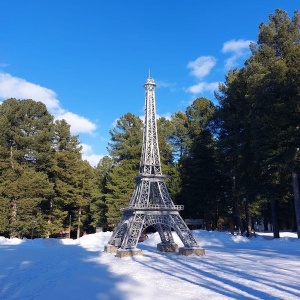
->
[1,230,299,300]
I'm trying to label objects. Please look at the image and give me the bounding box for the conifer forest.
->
[0,9,299,239]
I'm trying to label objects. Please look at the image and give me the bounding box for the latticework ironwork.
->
[107,76,199,251]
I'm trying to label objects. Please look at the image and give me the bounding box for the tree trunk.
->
[245,198,252,237]
[292,169,300,238]
[46,198,54,238]
[242,198,251,237]
[238,215,244,234]
[10,142,14,169]
[10,199,17,238]
[233,176,243,235]
[77,207,82,239]
[234,202,243,235]
[270,198,280,238]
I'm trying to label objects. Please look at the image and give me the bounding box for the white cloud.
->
[54,111,96,135]
[81,143,104,167]
[187,81,219,94]
[156,112,171,120]
[0,72,60,110]
[222,39,253,69]
[138,111,172,123]
[82,153,103,167]
[185,39,252,96]
[81,143,93,154]
[187,56,217,79]
[0,71,97,136]
[112,118,119,128]
[156,80,177,92]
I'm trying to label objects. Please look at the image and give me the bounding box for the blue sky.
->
[0,1,298,166]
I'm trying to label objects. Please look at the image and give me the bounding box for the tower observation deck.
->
[104,76,205,257]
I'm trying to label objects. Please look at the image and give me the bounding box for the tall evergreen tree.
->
[0,99,55,237]
[91,156,113,230]
[46,119,88,237]
[156,117,181,200]
[216,9,300,237]
[246,9,300,237]
[170,111,190,161]
[215,68,260,234]
[73,160,98,238]
[105,113,143,228]
[178,98,220,226]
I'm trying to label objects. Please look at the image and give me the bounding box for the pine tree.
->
[170,111,190,161]
[105,160,138,228]
[177,98,220,226]
[91,156,113,230]
[247,9,300,237]
[216,9,300,237]
[46,119,85,237]
[156,117,181,200]
[0,99,55,237]
[105,113,143,228]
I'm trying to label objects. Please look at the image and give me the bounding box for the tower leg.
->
[105,213,145,257]
[154,223,178,252]
[170,214,199,247]
[107,212,131,246]
[155,223,174,244]
[170,215,205,256]
[120,213,145,250]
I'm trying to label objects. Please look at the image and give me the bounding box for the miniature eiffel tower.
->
[104,76,205,257]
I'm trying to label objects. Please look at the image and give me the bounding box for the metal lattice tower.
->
[105,76,204,257]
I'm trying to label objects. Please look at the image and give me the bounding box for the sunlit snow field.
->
[1,230,299,300]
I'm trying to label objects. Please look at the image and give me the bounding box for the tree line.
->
[0,9,299,238]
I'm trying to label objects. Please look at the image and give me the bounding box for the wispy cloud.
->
[156,80,177,92]
[81,143,103,167]
[0,63,9,68]
[185,39,252,96]
[186,56,218,96]
[187,56,217,79]
[222,39,253,69]
[187,81,219,94]
[112,117,119,128]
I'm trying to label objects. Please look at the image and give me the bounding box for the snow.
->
[1,230,300,300]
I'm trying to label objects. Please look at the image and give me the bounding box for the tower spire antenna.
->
[148,68,151,78]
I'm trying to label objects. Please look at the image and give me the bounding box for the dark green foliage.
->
[0,99,55,237]
[105,160,137,228]
[157,117,181,200]
[216,9,300,236]
[105,113,142,228]
[5,169,53,238]
[0,99,102,238]
[157,117,174,166]
[0,98,55,172]
[107,113,143,163]
[177,98,221,225]
[169,111,190,160]
[91,156,112,229]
